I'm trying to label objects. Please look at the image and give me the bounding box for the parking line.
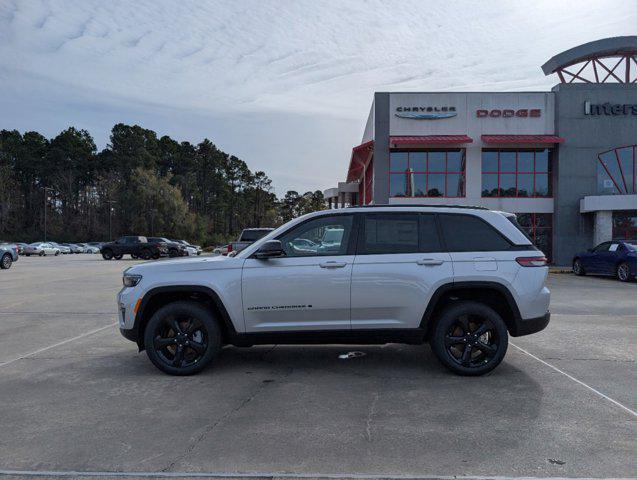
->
[0,322,117,369]
[0,471,633,479]
[510,342,637,418]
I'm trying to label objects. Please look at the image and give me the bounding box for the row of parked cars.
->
[99,236,202,260]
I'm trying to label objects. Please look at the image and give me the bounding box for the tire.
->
[152,252,160,260]
[131,254,139,259]
[140,249,152,260]
[144,301,221,376]
[169,248,179,258]
[114,254,123,260]
[55,251,59,256]
[25,253,30,257]
[616,262,632,282]
[430,301,508,376]
[39,251,45,257]
[573,258,585,276]
[1,253,12,270]
[102,249,114,260]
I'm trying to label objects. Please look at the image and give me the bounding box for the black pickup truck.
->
[100,236,168,260]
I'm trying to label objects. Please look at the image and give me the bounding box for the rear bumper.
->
[510,312,550,337]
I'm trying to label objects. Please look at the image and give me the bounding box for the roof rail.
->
[347,204,489,210]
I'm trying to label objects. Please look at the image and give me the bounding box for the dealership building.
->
[324,37,637,265]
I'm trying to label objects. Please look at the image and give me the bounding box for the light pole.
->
[106,200,116,241]
[43,187,53,242]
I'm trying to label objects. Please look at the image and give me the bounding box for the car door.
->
[597,242,620,274]
[586,242,610,273]
[350,213,453,329]
[241,213,356,332]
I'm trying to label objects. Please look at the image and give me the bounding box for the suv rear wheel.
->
[143,301,221,375]
[430,301,508,376]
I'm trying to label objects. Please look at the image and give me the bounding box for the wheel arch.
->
[133,285,238,351]
[420,281,522,339]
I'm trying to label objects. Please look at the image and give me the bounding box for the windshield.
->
[624,242,637,251]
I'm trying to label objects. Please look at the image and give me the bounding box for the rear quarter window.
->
[439,213,511,252]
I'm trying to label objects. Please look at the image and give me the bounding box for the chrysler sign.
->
[395,106,457,120]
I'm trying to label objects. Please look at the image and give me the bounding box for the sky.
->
[1,0,636,195]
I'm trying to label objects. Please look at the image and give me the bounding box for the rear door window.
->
[439,214,511,252]
[360,214,419,254]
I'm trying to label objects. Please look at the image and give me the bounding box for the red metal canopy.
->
[346,140,374,182]
[481,135,565,144]
[390,135,473,145]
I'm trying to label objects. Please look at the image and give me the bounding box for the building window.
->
[612,211,637,239]
[481,149,552,198]
[389,150,465,198]
[597,146,636,195]
[516,213,553,261]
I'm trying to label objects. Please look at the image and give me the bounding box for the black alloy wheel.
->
[617,262,631,282]
[431,301,508,376]
[573,259,585,276]
[1,254,12,269]
[102,249,113,260]
[144,301,221,375]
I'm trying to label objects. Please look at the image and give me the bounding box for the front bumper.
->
[510,311,550,337]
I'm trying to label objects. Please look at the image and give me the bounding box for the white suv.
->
[118,206,550,376]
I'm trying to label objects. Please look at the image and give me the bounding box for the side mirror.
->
[254,240,285,259]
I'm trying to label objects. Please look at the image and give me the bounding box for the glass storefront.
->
[482,149,552,198]
[389,149,465,198]
[597,146,636,195]
[612,211,637,239]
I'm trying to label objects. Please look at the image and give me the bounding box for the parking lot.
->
[0,255,635,479]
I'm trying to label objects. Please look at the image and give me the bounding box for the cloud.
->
[0,0,636,193]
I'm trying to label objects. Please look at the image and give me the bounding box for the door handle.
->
[417,258,444,266]
[319,261,347,268]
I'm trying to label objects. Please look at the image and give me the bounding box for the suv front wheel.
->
[430,301,508,376]
[144,301,221,375]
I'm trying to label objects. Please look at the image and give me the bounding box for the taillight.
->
[227,244,233,253]
[516,256,548,267]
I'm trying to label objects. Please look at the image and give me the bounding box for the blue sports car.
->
[573,240,637,282]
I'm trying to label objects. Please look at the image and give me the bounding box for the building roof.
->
[541,36,637,75]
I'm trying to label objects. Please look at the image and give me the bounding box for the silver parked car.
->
[0,244,19,269]
[78,243,100,254]
[49,242,71,254]
[24,242,61,256]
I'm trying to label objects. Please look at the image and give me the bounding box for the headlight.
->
[123,274,142,287]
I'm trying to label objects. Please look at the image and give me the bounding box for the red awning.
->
[481,135,565,144]
[390,135,473,145]
[346,140,374,182]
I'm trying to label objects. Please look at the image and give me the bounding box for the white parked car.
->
[78,243,100,254]
[24,242,61,256]
[117,206,550,376]
[49,242,71,254]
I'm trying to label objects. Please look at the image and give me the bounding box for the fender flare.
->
[133,285,239,347]
[419,280,522,330]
